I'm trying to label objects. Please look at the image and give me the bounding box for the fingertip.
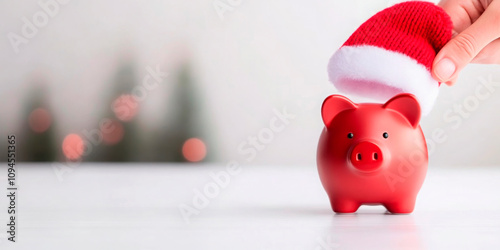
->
[433,57,457,82]
[443,76,458,86]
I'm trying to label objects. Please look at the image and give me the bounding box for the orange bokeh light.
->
[112,94,138,122]
[102,120,124,145]
[62,134,84,160]
[29,108,52,133]
[182,138,207,162]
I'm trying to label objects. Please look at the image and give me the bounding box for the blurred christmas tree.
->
[155,63,211,162]
[18,82,58,161]
[89,60,141,162]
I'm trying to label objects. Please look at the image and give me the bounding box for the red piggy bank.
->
[317,93,428,213]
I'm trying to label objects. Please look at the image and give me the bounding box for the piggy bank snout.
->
[349,141,383,172]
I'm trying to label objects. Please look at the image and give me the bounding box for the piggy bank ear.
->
[321,95,357,127]
[383,94,421,128]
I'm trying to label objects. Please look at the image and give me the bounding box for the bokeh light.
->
[182,138,207,162]
[28,108,52,133]
[62,134,84,160]
[112,94,138,122]
[102,120,125,145]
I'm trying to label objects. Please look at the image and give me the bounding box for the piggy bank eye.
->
[347,133,354,139]
[383,132,389,139]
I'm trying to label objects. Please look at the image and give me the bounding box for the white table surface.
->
[1,163,500,250]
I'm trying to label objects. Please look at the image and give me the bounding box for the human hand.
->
[432,0,500,85]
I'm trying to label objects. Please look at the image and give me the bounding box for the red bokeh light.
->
[112,94,138,122]
[62,134,84,160]
[28,108,52,133]
[102,120,124,145]
[182,138,207,162]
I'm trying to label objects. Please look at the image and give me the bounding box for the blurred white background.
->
[1,0,499,166]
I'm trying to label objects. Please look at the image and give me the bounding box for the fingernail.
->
[435,58,456,81]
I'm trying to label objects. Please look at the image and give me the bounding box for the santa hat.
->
[328,1,452,115]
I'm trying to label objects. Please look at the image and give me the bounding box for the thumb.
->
[432,1,500,84]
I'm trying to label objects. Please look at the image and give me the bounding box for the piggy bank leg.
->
[384,198,416,214]
[330,197,360,213]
